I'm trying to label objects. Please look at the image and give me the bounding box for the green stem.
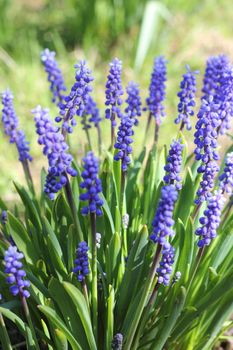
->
[0,313,12,350]
[22,160,35,196]
[120,171,127,255]
[82,280,90,310]
[143,112,152,145]
[90,212,98,342]
[187,246,205,295]
[65,175,84,242]
[154,121,159,144]
[124,244,162,350]
[85,128,92,150]
[97,125,102,156]
[179,120,185,132]
[111,112,116,150]
[120,171,126,216]
[21,295,40,350]
[192,202,201,220]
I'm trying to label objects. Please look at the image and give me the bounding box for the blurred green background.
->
[0,0,232,200]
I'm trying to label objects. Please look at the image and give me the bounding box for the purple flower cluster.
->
[81,96,101,130]
[196,190,225,247]
[125,82,141,125]
[146,56,167,124]
[111,333,123,350]
[150,185,178,248]
[1,89,32,162]
[175,65,198,130]
[195,161,219,204]
[202,55,233,135]
[105,58,124,127]
[194,98,220,164]
[194,97,220,204]
[41,48,66,105]
[157,245,175,286]
[73,241,89,282]
[114,116,134,172]
[56,61,93,133]
[86,96,101,127]
[219,152,233,194]
[4,246,30,298]
[164,139,183,190]
[33,106,77,199]
[1,210,7,225]
[202,55,229,101]
[80,152,104,216]
[217,66,233,135]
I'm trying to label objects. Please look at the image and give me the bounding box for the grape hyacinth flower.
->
[194,97,220,165]
[216,66,233,135]
[201,56,233,135]
[175,65,198,130]
[196,190,225,248]
[145,56,167,141]
[33,106,77,200]
[73,241,89,282]
[150,185,178,248]
[194,97,221,204]
[105,58,124,123]
[1,211,7,225]
[4,246,30,298]
[41,48,66,105]
[114,115,134,172]
[86,96,101,128]
[105,58,124,145]
[219,152,233,194]
[85,95,102,153]
[1,89,32,163]
[157,245,175,286]
[125,81,141,125]
[164,139,183,190]
[56,60,93,134]
[111,333,123,350]
[195,161,219,205]
[202,55,229,101]
[80,96,101,131]
[80,151,104,216]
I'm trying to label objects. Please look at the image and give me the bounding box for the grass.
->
[0,0,232,199]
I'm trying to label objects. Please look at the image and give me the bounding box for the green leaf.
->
[48,278,90,350]
[25,323,37,350]
[54,329,68,350]
[106,285,115,350]
[174,218,194,284]
[201,291,233,350]
[42,217,67,277]
[134,1,171,70]
[106,232,121,286]
[63,282,97,350]
[150,287,186,350]
[0,307,26,335]
[100,193,115,235]
[174,168,197,224]
[116,225,149,326]
[14,182,42,230]
[38,305,82,350]
[7,212,39,264]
